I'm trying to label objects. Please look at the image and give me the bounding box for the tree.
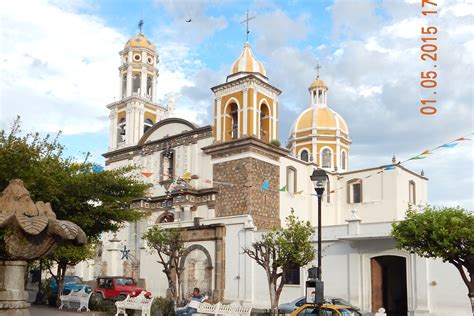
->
[0,118,149,299]
[143,225,186,305]
[392,206,474,312]
[46,242,97,305]
[243,210,314,312]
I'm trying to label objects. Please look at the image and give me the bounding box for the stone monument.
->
[0,179,87,315]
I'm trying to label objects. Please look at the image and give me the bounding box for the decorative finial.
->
[315,62,322,79]
[240,10,255,42]
[392,155,396,163]
[138,19,144,34]
[421,169,424,176]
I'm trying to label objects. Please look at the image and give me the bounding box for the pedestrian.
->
[176,287,209,316]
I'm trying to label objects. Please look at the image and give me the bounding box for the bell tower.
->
[212,42,281,144]
[107,24,168,151]
[204,41,288,229]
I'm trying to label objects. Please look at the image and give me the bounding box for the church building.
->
[74,31,471,316]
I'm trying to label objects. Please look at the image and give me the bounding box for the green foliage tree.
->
[0,117,149,301]
[243,210,315,312]
[143,226,186,305]
[45,242,97,305]
[392,206,474,312]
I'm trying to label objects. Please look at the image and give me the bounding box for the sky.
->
[0,0,472,210]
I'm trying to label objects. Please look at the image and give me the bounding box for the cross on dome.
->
[315,62,322,79]
[240,10,255,42]
[138,19,144,34]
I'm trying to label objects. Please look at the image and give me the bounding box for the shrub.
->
[89,295,116,315]
[151,297,175,316]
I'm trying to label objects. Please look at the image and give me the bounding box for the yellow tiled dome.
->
[124,33,156,51]
[309,78,327,89]
[294,107,348,134]
[229,42,266,76]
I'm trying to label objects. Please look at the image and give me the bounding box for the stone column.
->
[272,97,277,141]
[0,261,30,316]
[106,237,122,277]
[242,89,248,136]
[140,52,147,99]
[126,58,132,97]
[109,109,117,150]
[125,107,133,145]
[216,97,222,142]
[137,108,145,142]
[182,205,192,222]
[252,89,257,136]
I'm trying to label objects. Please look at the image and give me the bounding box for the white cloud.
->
[0,0,193,135]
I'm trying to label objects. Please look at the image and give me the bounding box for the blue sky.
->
[1,0,473,210]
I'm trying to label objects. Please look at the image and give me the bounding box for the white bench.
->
[59,287,92,312]
[196,301,252,315]
[115,291,153,316]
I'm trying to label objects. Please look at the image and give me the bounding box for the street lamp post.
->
[310,169,328,281]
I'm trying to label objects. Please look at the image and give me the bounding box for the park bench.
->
[59,286,92,312]
[196,301,252,315]
[115,291,153,316]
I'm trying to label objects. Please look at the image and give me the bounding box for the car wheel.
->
[116,294,127,301]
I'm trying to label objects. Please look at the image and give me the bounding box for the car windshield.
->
[339,308,362,316]
[64,276,81,283]
[332,298,353,307]
[115,278,134,285]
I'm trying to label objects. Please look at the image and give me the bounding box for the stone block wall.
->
[213,157,280,229]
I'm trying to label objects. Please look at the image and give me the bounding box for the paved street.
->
[29,305,106,316]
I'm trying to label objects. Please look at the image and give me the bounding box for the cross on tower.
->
[138,19,144,34]
[240,10,255,42]
[315,62,322,79]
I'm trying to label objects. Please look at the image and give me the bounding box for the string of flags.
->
[260,133,472,197]
[139,133,471,197]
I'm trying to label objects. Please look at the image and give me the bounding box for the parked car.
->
[93,276,145,301]
[48,275,92,305]
[290,303,363,315]
[279,296,369,314]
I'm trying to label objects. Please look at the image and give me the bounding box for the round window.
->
[133,54,141,61]
[147,57,153,64]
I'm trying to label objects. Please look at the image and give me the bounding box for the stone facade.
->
[213,157,280,229]
[180,225,226,302]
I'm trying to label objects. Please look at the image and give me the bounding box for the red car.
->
[94,276,145,301]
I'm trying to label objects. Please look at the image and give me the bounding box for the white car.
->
[278,296,371,315]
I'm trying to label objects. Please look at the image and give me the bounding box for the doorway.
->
[371,256,408,316]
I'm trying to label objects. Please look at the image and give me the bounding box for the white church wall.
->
[427,258,471,316]
[279,157,338,227]
[145,122,193,142]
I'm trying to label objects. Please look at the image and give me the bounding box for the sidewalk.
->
[29,305,107,316]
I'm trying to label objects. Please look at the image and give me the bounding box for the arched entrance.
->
[179,245,213,298]
[371,256,408,316]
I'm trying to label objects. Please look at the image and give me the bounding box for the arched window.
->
[227,103,239,140]
[286,166,297,193]
[341,151,347,170]
[409,180,416,205]
[146,76,152,98]
[121,75,127,98]
[260,103,270,142]
[300,150,309,162]
[117,118,126,143]
[144,118,153,134]
[347,179,362,204]
[321,148,332,168]
[132,74,140,94]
